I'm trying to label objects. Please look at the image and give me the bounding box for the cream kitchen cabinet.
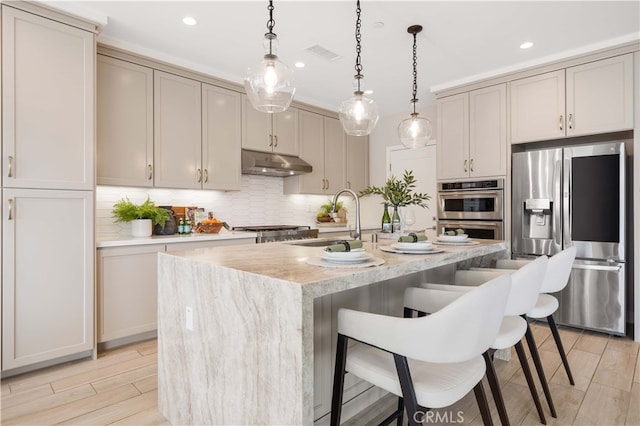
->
[97,55,154,187]
[284,112,345,195]
[510,54,633,144]
[2,189,94,370]
[242,95,299,156]
[437,83,506,180]
[2,6,94,191]
[153,70,203,189]
[345,135,369,192]
[201,83,242,191]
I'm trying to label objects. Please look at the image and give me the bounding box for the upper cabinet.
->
[242,95,299,156]
[511,54,633,144]
[437,84,506,180]
[153,71,203,189]
[2,7,94,190]
[202,84,242,191]
[284,113,345,195]
[97,56,154,187]
[345,135,369,193]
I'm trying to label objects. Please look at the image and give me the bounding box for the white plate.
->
[392,242,434,251]
[380,246,443,255]
[437,234,469,242]
[321,250,372,263]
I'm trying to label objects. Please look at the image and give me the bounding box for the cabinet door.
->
[2,189,94,370]
[345,135,369,192]
[97,56,154,187]
[437,93,469,180]
[242,95,273,152]
[323,117,345,193]
[566,54,634,137]
[154,71,202,189]
[469,84,507,178]
[97,245,162,343]
[272,107,299,156]
[2,7,94,190]
[297,110,325,194]
[202,84,242,191]
[510,70,565,144]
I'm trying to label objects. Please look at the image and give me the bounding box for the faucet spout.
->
[331,189,361,241]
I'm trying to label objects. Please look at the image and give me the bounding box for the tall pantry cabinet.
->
[1,5,96,371]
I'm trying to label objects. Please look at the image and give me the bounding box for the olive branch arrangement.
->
[358,170,430,208]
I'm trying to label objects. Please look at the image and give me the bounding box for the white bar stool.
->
[330,275,512,426]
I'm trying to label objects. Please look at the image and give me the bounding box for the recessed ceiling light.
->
[294,62,305,68]
[520,41,533,49]
[372,21,385,29]
[364,89,373,95]
[182,16,197,26]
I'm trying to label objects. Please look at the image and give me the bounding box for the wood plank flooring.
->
[2,322,638,425]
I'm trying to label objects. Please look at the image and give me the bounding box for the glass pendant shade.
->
[339,91,379,136]
[245,49,295,113]
[398,113,432,148]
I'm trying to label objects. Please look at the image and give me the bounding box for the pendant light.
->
[339,0,379,136]
[398,25,432,148]
[244,0,295,113]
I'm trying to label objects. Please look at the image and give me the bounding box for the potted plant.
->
[112,197,172,237]
[316,200,346,223]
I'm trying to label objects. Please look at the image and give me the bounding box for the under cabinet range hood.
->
[241,149,313,177]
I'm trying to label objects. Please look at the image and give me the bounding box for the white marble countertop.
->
[96,230,258,248]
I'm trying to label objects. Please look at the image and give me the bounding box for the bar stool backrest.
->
[541,246,576,293]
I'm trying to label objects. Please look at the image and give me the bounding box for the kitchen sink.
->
[286,238,350,247]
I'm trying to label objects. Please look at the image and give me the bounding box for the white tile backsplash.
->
[96,174,380,238]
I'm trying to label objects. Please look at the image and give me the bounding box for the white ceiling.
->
[56,1,639,116]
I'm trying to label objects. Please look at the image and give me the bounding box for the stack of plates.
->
[320,248,373,264]
[383,241,442,254]
[436,234,469,242]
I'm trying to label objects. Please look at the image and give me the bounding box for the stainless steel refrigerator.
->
[512,142,626,335]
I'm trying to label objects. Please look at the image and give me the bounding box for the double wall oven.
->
[437,179,504,240]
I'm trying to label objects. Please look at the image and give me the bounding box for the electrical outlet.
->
[185,306,194,331]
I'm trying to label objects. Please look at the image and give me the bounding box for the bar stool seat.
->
[346,343,486,409]
[527,294,559,318]
[493,316,527,350]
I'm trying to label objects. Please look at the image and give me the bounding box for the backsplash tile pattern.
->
[96,175,379,238]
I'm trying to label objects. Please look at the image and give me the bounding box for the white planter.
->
[131,219,152,237]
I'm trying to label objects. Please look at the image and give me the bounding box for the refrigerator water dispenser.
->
[523,198,553,239]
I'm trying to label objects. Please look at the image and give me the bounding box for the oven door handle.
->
[440,190,502,198]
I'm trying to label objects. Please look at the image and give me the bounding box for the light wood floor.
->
[2,322,639,425]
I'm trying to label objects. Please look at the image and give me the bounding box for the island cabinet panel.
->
[437,84,506,180]
[2,6,94,190]
[313,296,332,420]
[202,83,242,190]
[2,189,94,370]
[97,55,154,187]
[242,95,299,156]
[345,135,369,193]
[510,53,633,144]
[97,245,161,343]
[153,70,202,189]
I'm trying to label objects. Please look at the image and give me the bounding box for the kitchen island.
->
[157,239,509,425]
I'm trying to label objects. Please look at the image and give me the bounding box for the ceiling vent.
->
[304,44,342,62]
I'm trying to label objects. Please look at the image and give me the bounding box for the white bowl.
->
[437,234,469,242]
[393,241,434,250]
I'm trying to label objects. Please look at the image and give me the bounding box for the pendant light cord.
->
[354,0,363,93]
[411,30,418,114]
[266,0,276,55]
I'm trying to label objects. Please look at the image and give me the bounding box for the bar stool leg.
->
[473,381,494,426]
[330,334,348,426]
[483,350,510,426]
[524,321,557,418]
[547,315,575,386]
[515,341,547,424]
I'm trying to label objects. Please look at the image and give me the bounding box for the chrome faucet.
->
[331,188,361,241]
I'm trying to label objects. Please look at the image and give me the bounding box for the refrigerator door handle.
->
[572,263,622,272]
[562,155,572,248]
[553,158,563,249]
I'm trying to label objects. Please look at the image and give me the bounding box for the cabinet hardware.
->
[321,179,327,190]
[8,198,13,220]
[8,156,14,178]
[274,136,278,147]
[326,179,329,190]
[204,169,209,183]
[559,115,564,131]
[347,181,351,189]
[470,158,474,172]
[464,159,468,173]
[269,134,274,147]
[147,164,153,180]
[197,168,202,183]
[568,113,573,130]
[430,225,437,230]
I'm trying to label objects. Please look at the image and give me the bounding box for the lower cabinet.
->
[2,189,94,371]
[97,238,254,346]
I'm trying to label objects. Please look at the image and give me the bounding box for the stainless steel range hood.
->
[241,149,312,177]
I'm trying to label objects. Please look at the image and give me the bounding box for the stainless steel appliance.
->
[512,142,626,335]
[232,225,318,243]
[437,179,504,240]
